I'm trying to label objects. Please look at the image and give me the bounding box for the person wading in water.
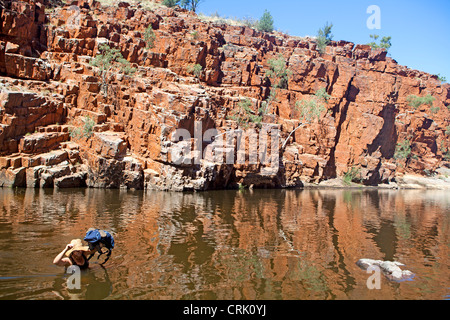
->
[53,239,92,270]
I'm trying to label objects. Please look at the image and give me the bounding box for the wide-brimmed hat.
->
[65,239,90,257]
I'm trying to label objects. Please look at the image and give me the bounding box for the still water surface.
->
[0,188,448,300]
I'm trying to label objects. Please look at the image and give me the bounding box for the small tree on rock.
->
[90,43,136,94]
[266,54,292,90]
[187,63,203,79]
[179,0,202,12]
[316,22,333,54]
[282,88,330,148]
[257,10,274,33]
[367,34,392,52]
[162,0,179,7]
[263,54,292,115]
[144,25,156,49]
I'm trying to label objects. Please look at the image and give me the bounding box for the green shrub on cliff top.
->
[436,74,447,83]
[180,0,202,12]
[367,34,392,52]
[162,0,179,7]
[256,10,274,33]
[316,22,333,54]
[430,106,440,114]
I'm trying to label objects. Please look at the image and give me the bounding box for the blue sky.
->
[198,0,450,82]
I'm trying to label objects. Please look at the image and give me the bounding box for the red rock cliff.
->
[0,0,449,190]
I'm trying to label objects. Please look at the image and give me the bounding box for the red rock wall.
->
[0,0,449,190]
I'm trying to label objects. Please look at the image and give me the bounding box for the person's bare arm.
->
[53,244,72,267]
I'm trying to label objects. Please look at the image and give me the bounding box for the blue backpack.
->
[84,228,115,264]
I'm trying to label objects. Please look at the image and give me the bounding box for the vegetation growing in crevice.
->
[266,54,292,90]
[227,98,267,129]
[186,63,203,79]
[394,139,412,160]
[444,150,450,161]
[282,88,331,149]
[406,94,435,109]
[259,54,293,118]
[144,25,156,49]
[295,88,330,123]
[70,116,96,140]
[90,43,136,94]
[430,106,440,115]
[343,166,362,185]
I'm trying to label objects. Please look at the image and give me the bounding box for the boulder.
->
[5,54,51,81]
[0,167,26,187]
[54,172,87,188]
[356,259,415,282]
[91,132,127,160]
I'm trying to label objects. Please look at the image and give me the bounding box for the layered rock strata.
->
[0,0,449,190]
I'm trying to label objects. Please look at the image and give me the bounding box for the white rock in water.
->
[357,259,414,282]
[356,259,382,269]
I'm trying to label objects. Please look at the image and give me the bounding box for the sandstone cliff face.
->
[0,0,449,191]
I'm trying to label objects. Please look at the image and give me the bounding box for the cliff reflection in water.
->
[0,188,448,300]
